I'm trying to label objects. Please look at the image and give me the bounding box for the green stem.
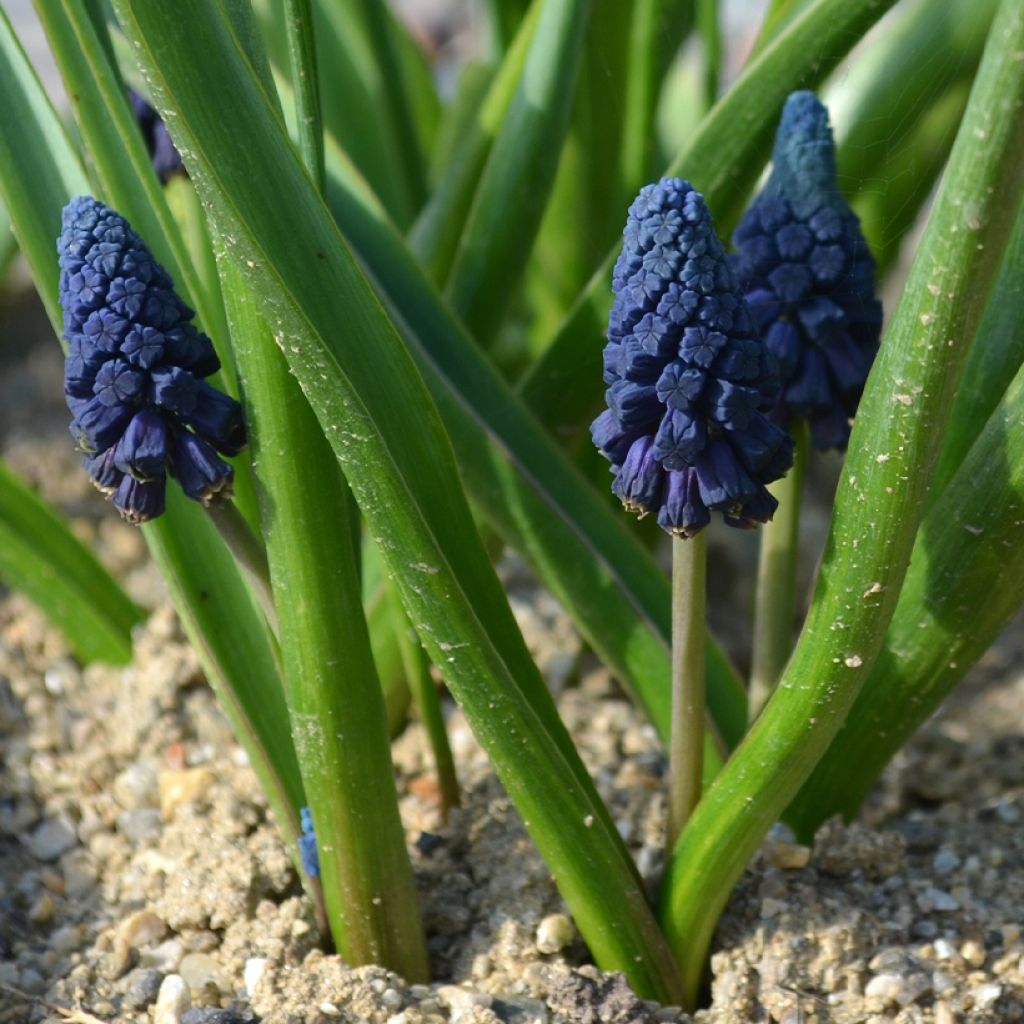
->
[205,499,278,635]
[282,0,324,193]
[391,593,461,822]
[668,531,707,848]
[748,418,808,721]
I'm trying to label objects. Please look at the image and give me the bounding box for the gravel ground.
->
[1,319,1023,1024]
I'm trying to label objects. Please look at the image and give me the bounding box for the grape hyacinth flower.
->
[732,91,882,450]
[591,177,794,537]
[298,806,320,877]
[128,88,185,184]
[59,196,244,523]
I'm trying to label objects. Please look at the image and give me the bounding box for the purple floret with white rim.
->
[58,196,243,523]
[592,177,794,537]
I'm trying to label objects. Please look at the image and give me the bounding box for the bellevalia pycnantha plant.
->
[2,0,1023,1013]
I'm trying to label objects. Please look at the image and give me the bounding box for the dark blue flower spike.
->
[128,88,185,184]
[59,196,244,524]
[731,91,882,451]
[592,177,795,537]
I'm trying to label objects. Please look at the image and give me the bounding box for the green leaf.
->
[0,458,142,663]
[221,250,428,978]
[929,200,1024,500]
[836,0,997,274]
[518,0,902,448]
[482,0,531,57]
[0,6,87,334]
[115,0,683,998]
[525,0,636,350]
[407,2,541,284]
[0,197,18,282]
[620,0,695,193]
[658,0,1024,1005]
[445,0,590,345]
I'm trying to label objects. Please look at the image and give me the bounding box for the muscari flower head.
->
[128,88,185,185]
[591,177,795,538]
[731,91,882,451]
[59,196,245,524]
[298,806,320,877]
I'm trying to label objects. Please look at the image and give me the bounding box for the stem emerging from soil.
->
[748,418,809,721]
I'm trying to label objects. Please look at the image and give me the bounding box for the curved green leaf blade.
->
[0,458,142,664]
[518,0,901,448]
[836,0,997,275]
[445,0,590,344]
[116,0,683,998]
[928,200,1024,499]
[658,0,1024,1005]
[407,2,541,284]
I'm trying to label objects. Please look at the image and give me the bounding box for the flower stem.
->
[668,530,707,849]
[205,498,278,635]
[748,418,809,721]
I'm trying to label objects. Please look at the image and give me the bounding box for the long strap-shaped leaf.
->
[786,202,1024,834]
[115,0,682,1000]
[518,0,901,447]
[0,1,308,896]
[0,457,142,664]
[658,0,1024,1006]
[444,0,589,345]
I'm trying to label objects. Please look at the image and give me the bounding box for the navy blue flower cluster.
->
[59,196,244,523]
[731,91,882,451]
[591,178,794,537]
[128,88,184,184]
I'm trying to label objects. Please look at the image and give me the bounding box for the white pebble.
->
[536,913,575,954]
[244,956,268,996]
[154,974,191,1024]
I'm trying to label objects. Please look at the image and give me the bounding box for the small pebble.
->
[60,849,97,896]
[973,983,1002,1010]
[960,939,986,967]
[117,808,163,844]
[113,762,160,810]
[25,817,77,861]
[123,967,164,1010]
[19,967,45,994]
[932,849,960,876]
[536,914,575,954]
[27,891,54,924]
[118,909,168,950]
[51,924,83,954]
[155,974,191,1024]
[934,1001,955,1024]
[243,956,267,996]
[919,887,959,912]
[141,939,185,972]
[179,952,229,997]
[159,767,215,820]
